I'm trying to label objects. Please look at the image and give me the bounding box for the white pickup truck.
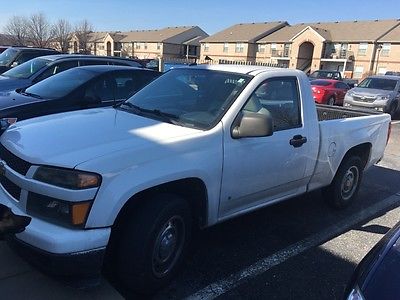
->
[0,65,391,293]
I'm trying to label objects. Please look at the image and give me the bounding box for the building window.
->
[144,42,147,50]
[354,66,364,79]
[98,45,105,50]
[235,43,244,53]
[204,43,209,52]
[135,42,141,50]
[284,44,290,57]
[257,44,265,53]
[381,43,391,57]
[358,43,368,56]
[157,42,162,50]
[270,43,277,56]
[223,43,229,53]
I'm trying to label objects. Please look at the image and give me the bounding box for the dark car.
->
[311,79,350,105]
[0,47,59,74]
[0,54,145,92]
[346,221,400,300]
[0,65,159,122]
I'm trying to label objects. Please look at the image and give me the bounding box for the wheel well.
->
[114,178,208,230]
[342,143,371,170]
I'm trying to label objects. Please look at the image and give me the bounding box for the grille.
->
[0,144,31,175]
[353,95,375,103]
[0,175,21,200]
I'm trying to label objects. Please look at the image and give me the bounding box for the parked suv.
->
[0,47,59,74]
[0,54,144,92]
[344,75,400,117]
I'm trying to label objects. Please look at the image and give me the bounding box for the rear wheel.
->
[327,96,335,106]
[115,194,191,294]
[322,156,363,209]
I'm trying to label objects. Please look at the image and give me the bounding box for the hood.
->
[0,91,38,110]
[0,76,31,92]
[1,107,201,168]
[351,87,394,98]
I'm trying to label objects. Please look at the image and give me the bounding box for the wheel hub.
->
[341,166,359,200]
[158,225,177,263]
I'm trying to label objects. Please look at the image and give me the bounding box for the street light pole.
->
[375,44,383,75]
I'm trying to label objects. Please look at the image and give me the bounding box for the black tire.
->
[116,194,191,294]
[387,102,398,119]
[322,156,363,209]
[327,96,335,106]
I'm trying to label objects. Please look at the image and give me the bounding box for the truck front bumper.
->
[0,186,111,279]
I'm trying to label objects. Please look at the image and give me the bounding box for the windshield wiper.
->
[20,91,42,99]
[118,102,182,125]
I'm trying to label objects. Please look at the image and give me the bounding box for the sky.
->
[1,0,400,35]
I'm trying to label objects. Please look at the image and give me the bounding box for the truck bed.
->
[316,104,381,121]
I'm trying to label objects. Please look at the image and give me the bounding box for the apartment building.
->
[68,26,208,59]
[375,25,400,74]
[199,22,288,62]
[256,19,400,78]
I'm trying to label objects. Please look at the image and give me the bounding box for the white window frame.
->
[135,42,141,50]
[381,43,391,57]
[257,44,265,53]
[204,43,209,52]
[157,42,162,50]
[358,43,368,56]
[223,43,229,53]
[354,66,364,79]
[235,43,244,53]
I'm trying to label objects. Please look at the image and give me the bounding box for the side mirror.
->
[353,83,358,87]
[231,111,273,139]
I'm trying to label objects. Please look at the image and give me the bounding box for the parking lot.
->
[0,121,399,300]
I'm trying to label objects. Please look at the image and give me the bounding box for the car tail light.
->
[311,86,324,94]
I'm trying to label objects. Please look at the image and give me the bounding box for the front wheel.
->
[387,102,398,119]
[322,156,363,209]
[116,194,191,294]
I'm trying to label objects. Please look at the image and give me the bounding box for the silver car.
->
[344,75,400,117]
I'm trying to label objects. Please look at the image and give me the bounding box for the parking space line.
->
[186,191,400,300]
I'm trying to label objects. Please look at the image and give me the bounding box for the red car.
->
[310,79,350,105]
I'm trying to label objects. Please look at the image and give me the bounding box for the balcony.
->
[270,49,290,59]
[322,50,355,61]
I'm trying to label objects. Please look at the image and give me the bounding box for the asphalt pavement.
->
[0,122,399,300]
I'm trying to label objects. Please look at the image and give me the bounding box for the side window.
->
[35,60,79,82]
[243,77,301,131]
[112,71,160,100]
[14,52,39,65]
[83,75,116,103]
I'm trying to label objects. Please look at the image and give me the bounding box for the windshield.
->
[358,78,398,91]
[2,57,51,79]
[121,68,252,129]
[24,68,97,99]
[0,48,18,66]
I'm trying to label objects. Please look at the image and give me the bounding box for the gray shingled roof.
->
[259,19,400,43]
[119,26,201,43]
[378,24,400,42]
[201,22,288,43]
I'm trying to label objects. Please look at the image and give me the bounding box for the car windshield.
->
[2,57,51,79]
[310,80,331,86]
[24,68,97,99]
[121,68,252,129]
[0,48,18,66]
[358,78,398,91]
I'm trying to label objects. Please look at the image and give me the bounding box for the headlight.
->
[377,95,390,100]
[347,286,365,300]
[27,192,92,227]
[346,91,354,97]
[33,166,101,189]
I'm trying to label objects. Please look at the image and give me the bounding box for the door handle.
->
[290,135,307,148]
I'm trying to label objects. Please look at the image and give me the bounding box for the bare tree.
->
[27,12,54,48]
[3,16,29,46]
[52,19,72,52]
[74,19,93,54]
